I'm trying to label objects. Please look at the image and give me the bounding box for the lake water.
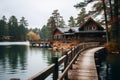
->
[97,53,120,80]
[1,42,120,80]
[0,42,62,80]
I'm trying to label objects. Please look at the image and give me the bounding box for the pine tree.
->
[76,8,87,26]
[8,16,19,40]
[68,16,76,27]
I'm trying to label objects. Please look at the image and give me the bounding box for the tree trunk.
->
[109,0,113,19]
[112,0,119,42]
[102,0,109,42]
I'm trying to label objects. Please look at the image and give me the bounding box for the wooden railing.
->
[11,42,100,80]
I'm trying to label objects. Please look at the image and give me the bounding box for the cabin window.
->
[54,35,62,40]
[92,26,96,30]
[86,26,96,31]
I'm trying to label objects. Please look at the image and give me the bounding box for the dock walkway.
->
[68,47,103,80]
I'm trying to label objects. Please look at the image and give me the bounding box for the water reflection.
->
[0,45,27,74]
[41,48,53,64]
[29,47,62,64]
[0,45,62,80]
[97,53,120,80]
[106,54,120,80]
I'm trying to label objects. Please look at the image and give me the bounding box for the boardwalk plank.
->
[68,47,103,80]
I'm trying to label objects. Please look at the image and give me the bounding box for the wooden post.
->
[70,49,73,69]
[72,48,74,59]
[74,47,76,55]
[64,53,68,80]
[70,48,73,61]
[73,47,76,64]
[76,46,78,53]
[52,57,59,80]
[78,44,80,50]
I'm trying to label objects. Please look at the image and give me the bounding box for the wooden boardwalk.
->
[68,47,103,80]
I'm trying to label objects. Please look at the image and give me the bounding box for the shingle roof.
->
[57,27,79,33]
[53,18,105,35]
[79,17,104,30]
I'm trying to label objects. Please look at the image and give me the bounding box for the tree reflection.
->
[40,48,53,64]
[40,48,62,64]
[0,45,27,73]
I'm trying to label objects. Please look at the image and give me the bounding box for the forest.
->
[0,16,28,41]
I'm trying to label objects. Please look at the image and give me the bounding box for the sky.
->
[0,0,82,29]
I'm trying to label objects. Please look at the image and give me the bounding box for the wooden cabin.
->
[53,27,78,42]
[77,18,106,42]
[53,18,106,43]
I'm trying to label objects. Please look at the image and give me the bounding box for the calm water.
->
[0,44,62,80]
[98,53,120,80]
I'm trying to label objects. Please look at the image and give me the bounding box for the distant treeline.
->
[0,15,46,41]
[0,15,58,41]
[0,15,28,41]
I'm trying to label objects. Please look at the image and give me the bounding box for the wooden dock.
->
[30,41,52,48]
[68,47,103,80]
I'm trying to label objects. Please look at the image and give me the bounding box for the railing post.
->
[78,44,80,51]
[70,48,73,61]
[75,47,77,55]
[64,52,68,80]
[77,46,79,52]
[70,48,73,69]
[73,47,75,57]
[73,47,76,64]
[52,57,59,80]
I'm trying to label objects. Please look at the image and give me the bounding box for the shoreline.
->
[52,41,78,52]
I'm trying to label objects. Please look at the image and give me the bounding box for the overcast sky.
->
[0,0,82,29]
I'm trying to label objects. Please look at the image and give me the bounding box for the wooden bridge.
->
[68,47,103,80]
[30,40,52,48]
[11,42,105,80]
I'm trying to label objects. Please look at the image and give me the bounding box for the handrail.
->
[28,64,55,80]
[58,42,100,80]
[11,42,100,80]
[58,48,84,80]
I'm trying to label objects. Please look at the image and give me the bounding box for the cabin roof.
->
[79,17,104,30]
[57,27,79,33]
[76,30,106,33]
[63,33,74,35]
[53,18,105,35]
